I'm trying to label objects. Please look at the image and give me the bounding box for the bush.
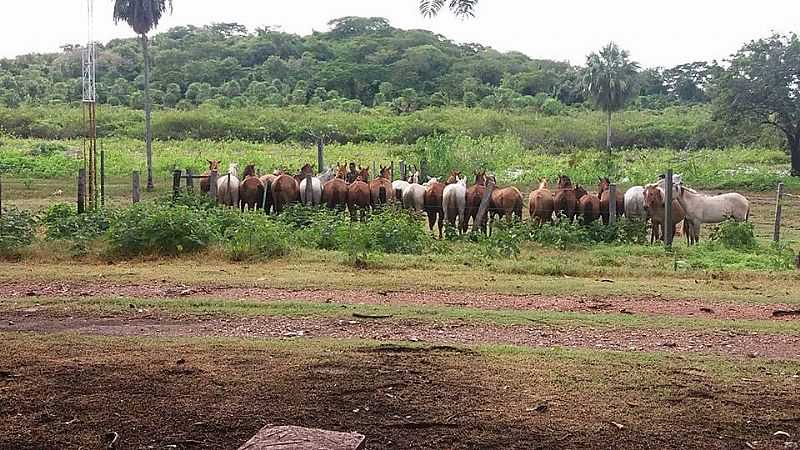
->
[478,222,523,258]
[709,220,757,249]
[224,214,292,261]
[40,203,117,254]
[361,207,432,254]
[107,202,216,256]
[0,208,36,255]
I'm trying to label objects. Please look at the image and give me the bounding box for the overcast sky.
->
[2,0,798,67]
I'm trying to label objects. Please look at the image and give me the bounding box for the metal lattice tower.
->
[82,0,98,208]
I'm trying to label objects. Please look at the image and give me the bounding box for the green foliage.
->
[107,202,216,256]
[40,203,117,253]
[708,220,758,250]
[478,222,523,259]
[0,208,36,255]
[526,218,647,249]
[224,214,292,261]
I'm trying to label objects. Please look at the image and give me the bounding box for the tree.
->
[715,34,800,176]
[113,0,173,191]
[582,42,639,155]
[419,0,479,17]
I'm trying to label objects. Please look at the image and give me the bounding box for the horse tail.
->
[263,179,272,215]
[379,186,386,204]
[226,174,232,206]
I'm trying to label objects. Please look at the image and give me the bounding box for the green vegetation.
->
[0,207,35,257]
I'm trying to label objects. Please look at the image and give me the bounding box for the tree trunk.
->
[791,133,800,177]
[605,109,612,169]
[141,34,154,191]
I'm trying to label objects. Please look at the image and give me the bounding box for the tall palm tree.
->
[419,0,479,17]
[113,0,173,191]
[582,42,639,158]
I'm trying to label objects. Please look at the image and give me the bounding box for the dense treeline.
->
[0,17,714,112]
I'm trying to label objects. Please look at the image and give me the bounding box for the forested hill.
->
[0,16,711,111]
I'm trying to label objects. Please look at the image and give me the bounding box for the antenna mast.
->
[82,0,98,208]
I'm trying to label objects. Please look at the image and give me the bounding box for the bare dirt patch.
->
[1,280,796,321]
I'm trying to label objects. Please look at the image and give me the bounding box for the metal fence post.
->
[664,169,674,248]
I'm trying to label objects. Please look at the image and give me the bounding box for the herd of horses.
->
[199,160,751,246]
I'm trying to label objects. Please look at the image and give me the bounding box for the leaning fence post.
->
[100,148,105,207]
[186,168,194,192]
[399,160,406,181]
[608,183,617,225]
[774,182,785,242]
[304,173,314,206]
[664,169,674,248]
[172,170,182,202]
[132,171,141,203]
[209,171,218,202]
[317,138,325,173]
[77,168,86,214]
[372,161,377,179]
[474,179,496,232]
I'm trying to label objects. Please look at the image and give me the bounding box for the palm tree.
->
[419,0,479,17]
[113,0,173,191]
[582,42,639,158]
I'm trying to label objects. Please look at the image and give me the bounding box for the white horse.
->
[317,167,335,184]
[217,162,240,207]
[299,177,323,206]
[442,175,467,232]
[673,182,750,244]
[624,186,647,220]
[392,179,410,204]
[403,183,426,212]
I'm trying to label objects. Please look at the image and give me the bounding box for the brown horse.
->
[369,165,394,207]
[488,175,523,226]
[464,170,488,234]
[423,178,446,238]
[239,164,264,211]
[348,167,371,221]
[643,185,686,244]
[528,178,554,225]
[271,174,298,214]
[200,159,220,193]
[598,177,625,225]
[322,163,349,209]
[554,175,577,222]
[575,185,600,225]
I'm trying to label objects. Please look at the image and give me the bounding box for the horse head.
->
[243,164,257,178]
[206,159,221,172]
[574,185,588,200]
[357,166,370,182]
[597,177,611,194]
[474,169,486,186]
[557,175,572,189]
[538,178,549,190]
[300,163,314,176]
[379,165,391,179]
[446,170,461,185]
[643,184,664,214]
[336,163,348,179]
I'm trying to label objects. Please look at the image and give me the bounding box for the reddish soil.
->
[2,310,799,360]
[2,280,798,321]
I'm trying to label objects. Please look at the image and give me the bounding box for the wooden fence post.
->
[0,174,3,217]
[399,160,406,181]
[132,171,141,203]
[100,149,105,207]
[664,169,674,248]
[172,170,182,202]
[474,179,496,232]
[608,183,617,225]
[372,161,377,180]
[77,169,86,214]
[186,168,194,192]
[420,159,428,182]
[774,182,785,242]
[317,138,325,173]
[390,161,394,181]
[209,172,219,202]
[304,174,314,206]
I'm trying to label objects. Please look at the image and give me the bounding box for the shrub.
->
[709,220,757,249]
[0,208,36,255]
[478,222,523,258]
[224,214,292,261]
[361,207,432,254]
[107,202,215,256]
[40,203,117,254]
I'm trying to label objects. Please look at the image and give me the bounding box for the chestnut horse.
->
[465,170,488,234]
[239,164,264,211]
[575,185,600,225]
[322,163,349,209]
[487,174,523,227]
[598,177,625,225]
[200,159,220,193]
[369,165,394,207]
[643,184,686,244]
[554,175,577,223]
[423,177,446,238]
[528,178,554,225]
[347,167,371,221]
[271,173,299,214]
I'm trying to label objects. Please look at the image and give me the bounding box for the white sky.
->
[2,0,798,67]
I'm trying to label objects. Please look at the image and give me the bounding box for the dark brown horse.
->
[369,165,394,207]
[554,175,577,222]
[423,177,446,238]
[488,175,523,228]
[575,185,600,225]
[271,173,298,214]
[239,164,264,211]
[528,178,554,225]
[348,167,371,221]
[598,177,625,225]
[464,170,488,234]
[200,159,220,193]
[322,163,348,209]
